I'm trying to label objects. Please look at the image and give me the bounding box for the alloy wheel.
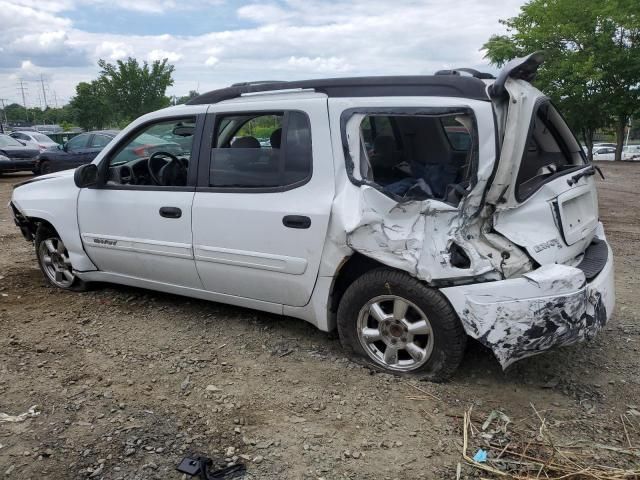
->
[356,295,435,372]
[38,236,75,288]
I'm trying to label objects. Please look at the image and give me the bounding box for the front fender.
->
[11,171,97,272]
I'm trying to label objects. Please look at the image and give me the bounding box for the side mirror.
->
[74,163,98,188]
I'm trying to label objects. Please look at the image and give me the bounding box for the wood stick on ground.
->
[620,414,633,449]
[407,382,441,401]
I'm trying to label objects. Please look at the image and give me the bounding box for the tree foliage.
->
[483,0,640,160]
[98,57,175,122]
[69,81,111,131]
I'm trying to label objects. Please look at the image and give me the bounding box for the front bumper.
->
[9,202,35,241]
[441,235,615,369]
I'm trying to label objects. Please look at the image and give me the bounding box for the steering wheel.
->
[147,151,185,186]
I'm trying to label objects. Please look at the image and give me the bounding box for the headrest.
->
[231,136,260,148]
[270,128,282,149]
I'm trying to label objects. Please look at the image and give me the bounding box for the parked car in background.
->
[10,131,59,152]
[621,145,640,161]
[35,129,183,175]
[592,146,616,161]
[0,134,40,174]
[35,131,119,175]
[593,143,617,149]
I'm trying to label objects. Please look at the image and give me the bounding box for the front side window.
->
[209,111,312,189]
[105,117,196,187]
[516,103,584,201]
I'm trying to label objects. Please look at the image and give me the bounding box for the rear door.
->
[191,95,334,308]
[488,80,599,266]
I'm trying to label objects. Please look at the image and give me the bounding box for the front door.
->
[191,98,334,307]
[60,133,91,170]
[77,114,203,288]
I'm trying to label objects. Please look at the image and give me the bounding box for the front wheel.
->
[337,268,466,381]
[39,161,52,175]
[35,225,86,291]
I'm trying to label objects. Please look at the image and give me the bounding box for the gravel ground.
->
[1,162,639,479]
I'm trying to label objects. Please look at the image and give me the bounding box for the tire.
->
[35,224,87,291]
[337,268,466,381]
[39,161,52,175]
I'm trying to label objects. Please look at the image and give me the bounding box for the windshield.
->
[0,135,24,147]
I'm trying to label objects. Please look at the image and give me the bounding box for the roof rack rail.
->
[435,68,495,80]
[230,80,285,87]
[186,75,490,105]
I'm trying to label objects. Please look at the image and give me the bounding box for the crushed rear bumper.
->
[441,233,614,368]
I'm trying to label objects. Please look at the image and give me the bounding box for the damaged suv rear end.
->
[333,53,614,376]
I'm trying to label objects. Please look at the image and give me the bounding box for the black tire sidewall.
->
[337,268,466,381]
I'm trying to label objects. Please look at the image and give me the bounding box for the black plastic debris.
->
[176,455,246,479]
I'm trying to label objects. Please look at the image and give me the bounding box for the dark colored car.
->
[36,130,119,175]
[0,134,40,174]
[36,130,183,175]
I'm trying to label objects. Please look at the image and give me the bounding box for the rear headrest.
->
[231,136,260,148]
[270,128,282,149]
[373,135,394,156]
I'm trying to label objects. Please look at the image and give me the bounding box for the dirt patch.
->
[1,164,639,479]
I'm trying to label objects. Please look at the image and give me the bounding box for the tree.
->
[69,81,112,130]
[483,0,640,161]
[98,57,175,123]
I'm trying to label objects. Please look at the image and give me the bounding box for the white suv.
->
[10,54,615,380]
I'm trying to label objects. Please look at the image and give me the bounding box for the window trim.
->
[94,114,203,192]
[196,109,313,194]
[339,106,480,202]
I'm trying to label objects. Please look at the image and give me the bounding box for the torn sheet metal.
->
[441,263,610,368]
[343,184,531,284]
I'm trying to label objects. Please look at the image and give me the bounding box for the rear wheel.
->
[337,268,466,381]
[35,225,86,291]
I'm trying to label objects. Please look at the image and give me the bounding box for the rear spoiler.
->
[488,52,544,99]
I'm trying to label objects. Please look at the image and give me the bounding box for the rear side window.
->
[516,103,584,201]
[210,111,312,189]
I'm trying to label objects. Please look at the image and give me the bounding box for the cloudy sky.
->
[0,0,525,108]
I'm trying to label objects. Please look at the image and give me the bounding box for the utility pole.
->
[40,74,49,109]
[0,98,7,133]
[17,79,29,122]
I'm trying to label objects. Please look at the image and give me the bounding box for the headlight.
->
[0,154,10,162]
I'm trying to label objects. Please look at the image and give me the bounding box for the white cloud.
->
[286,56,352,73]
[205,56,220,67]
[148,49,183,63]
[0,0,527,106]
